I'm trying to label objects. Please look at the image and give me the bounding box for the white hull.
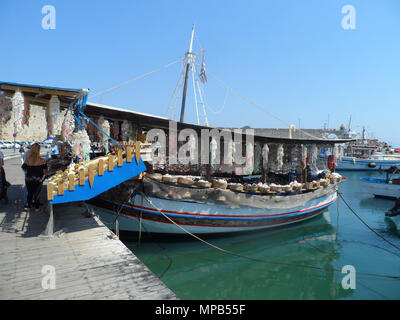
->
[360,177,400,199]
[89,191,338,235]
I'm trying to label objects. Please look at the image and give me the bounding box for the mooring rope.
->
[338,192,400,252]
[140,192,400,281]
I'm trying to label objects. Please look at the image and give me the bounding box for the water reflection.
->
[125,211,354,299]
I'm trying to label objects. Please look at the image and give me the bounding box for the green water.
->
[122,171,400,299]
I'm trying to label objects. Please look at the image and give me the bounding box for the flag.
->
[199,55,207,83]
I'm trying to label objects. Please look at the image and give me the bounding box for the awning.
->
[0,81,89,109]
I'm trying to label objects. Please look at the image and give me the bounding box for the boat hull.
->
[360,177,400,200]
[88,191,338,235]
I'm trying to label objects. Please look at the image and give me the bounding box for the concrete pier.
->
[0,157,178,300]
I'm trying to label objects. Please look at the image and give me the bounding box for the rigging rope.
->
[140,192,400,281]
[194,61,326,141]
[91,59,183,99]
[196,77,209,126]
[165,62,186,119]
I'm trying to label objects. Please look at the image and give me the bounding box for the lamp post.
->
[13,132,16,153]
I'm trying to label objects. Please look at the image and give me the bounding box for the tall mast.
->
[179,26,195,123]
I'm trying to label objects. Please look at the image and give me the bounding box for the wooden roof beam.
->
[0,84,80,97]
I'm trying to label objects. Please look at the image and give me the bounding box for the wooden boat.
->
[83,27,351,235]
[88,175,339,235]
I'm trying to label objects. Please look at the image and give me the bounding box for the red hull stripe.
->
[118,206,326,228]
[129,196,338,218]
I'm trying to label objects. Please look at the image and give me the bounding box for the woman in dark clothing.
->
[0,153,10,204]
[22,143,47,209]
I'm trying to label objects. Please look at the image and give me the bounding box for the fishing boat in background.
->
[360,166,400,200]
[320,141,400,171]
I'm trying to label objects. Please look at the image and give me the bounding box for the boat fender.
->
[368,162,376,168]
[328,155,336,171]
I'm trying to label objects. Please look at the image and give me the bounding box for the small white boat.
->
[360,169,400,199]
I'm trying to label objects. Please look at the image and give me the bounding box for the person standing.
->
[21,143,47,210]
[21,145,29,208]
[0,151,10,205]
[19,144,26,164]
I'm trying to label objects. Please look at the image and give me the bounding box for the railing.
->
[47,141,142,201]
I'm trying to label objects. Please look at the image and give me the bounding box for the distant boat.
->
[321,143,400,171]
[334,155,400,171]
[360,167,400,200]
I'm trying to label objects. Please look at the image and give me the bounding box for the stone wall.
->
[0,103,65,142]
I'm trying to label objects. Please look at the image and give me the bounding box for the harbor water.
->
[116,171,400,299]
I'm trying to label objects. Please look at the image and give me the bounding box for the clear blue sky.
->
[1,0,400,146]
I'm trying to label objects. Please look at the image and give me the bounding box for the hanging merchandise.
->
[87,117,95,136]
[47,95,60,137]
[243,141,254,175]
[301,144,308,168]
[97,116,110,153]
[12,90,25,134]
[253,143,262,174]
[61,109,76,143]
[267,144,278,173]
[121,120,131,141]
[72,130,92,163]
[280,145,292,175]
[210,138,218,168]
[276,144,284,171]
[22,100,30,128]
[290,144,300,165]
[113,120,120,140]
[310,144,318,171]
[0,94,11,125]
[262,144,269,170]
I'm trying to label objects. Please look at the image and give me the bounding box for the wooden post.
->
[88,165,95,188]
[47,183,54,201]
[79,169,85,186]
[135,141,141,164]
[108,154,114,171]
[98,159,104,175]
[58,181,65,196]
[117,149,123,167]
[126,146,133,163]
[68,174,75,191]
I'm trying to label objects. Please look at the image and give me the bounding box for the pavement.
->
[1,148,50,161]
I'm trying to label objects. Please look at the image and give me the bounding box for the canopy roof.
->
[85,102,355,146]
[0,81,88,108]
